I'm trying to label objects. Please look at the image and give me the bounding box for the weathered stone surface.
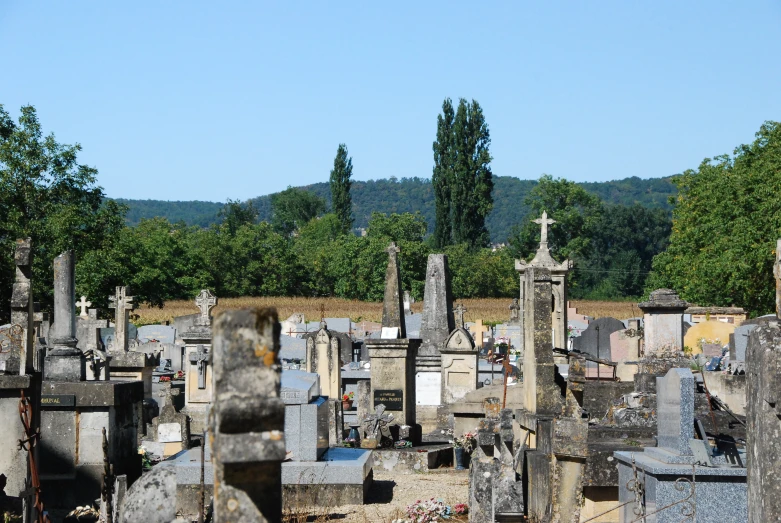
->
[211,307,285,523]
[45,250,85,381]
[639,288,688,355]
[381,242,406,338]
[305,321,341,399]
[120,466,178,523]
[746,320,781,522]
[418,254,454,358]
[656,367,695,456]
[572,317,624,361]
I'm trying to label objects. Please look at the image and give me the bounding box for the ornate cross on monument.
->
[108,286,134,352]
[775,239,781,318]
[158,382,182,403]
[454,304,467,328]
[533,211,556,247]
[189,344,210,389]
[194,289,217,327]
[361,403,394,442]
[76,296,91,319]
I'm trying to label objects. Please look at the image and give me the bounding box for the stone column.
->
[44,251,85,381]
[746,319,781,522]
[210,308,285,523]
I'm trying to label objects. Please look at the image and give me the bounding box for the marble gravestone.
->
[615,367,747,522]
[282,370,328,462]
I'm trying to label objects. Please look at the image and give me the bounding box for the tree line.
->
[4,102,776,322]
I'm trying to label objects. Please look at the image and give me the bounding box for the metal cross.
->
[533,211,556,245]
[454,304,467,328]
[76,296,92,318]
[189,345,210,389]
[194,290,217,327]
[362,403,394,441]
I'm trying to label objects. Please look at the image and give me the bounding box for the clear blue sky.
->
[2,2,780,202]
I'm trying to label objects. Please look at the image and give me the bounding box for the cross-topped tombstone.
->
[108,286,134,352]
[454,304,467,328]
[76,296,91,319]
[361,403,394,446]
[158,383,181,404]
[194,289,217,327]
[188,344,209,389]
[533,210,556,247]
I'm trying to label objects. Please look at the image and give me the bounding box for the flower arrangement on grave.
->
[342,437,358,448]
[342,391,354,409]
[159,376,171,382]
[138,446,153,470]
[403,498,467,522]
[494,336,509,355]
[174,370,184,380]
[451,431,477,454]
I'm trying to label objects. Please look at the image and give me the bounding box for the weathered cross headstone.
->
[9,238,35,374]
[454,304,467,328]
[76,295,92,319]
[108,286,134,353]
[188,344,209,389]
[194,289,217,327]
[210,307,285,522]
[533,210,556,246]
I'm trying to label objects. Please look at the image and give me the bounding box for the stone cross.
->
[189,344,209,389]
[386,241,400,256]
[362,403,394,441]
[533,211,556,246]
[454,304,467,328]
[775,238,781,318]
[108,286,134,352]
[10,238,35,374]
[76,296,91,318]
[194,289,217,327]
[158,383,181,404]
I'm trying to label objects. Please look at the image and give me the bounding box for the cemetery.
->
[0,216,778,523]
[2,9,781,520]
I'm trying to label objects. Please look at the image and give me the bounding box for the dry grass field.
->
[134,296,640,325]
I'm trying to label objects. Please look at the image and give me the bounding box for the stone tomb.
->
[182,290,217,434]
[281,369,373,506]
[440,323,478,405]
[143,382,190,459]
[614,368,747,522]
[639,289,688,355]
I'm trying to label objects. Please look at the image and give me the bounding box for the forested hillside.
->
[116,175,676,242]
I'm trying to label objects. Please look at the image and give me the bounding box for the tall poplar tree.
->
[432,99,455,248]
[441,98,493,249]
[329,143,353,234]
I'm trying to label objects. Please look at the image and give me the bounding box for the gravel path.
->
[329,470,469,523]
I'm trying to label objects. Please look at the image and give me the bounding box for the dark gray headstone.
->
[732,324,758,362]
[572,317,625,361]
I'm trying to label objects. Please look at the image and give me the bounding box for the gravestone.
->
[137,324,177,344]
[440,315,478,404]
[304,321,342,399]
[182,290,217,434]
[77,309,108,353]
[468,319,489,350]
[494,323,522,356]
[107,286,154,398]
[731,323,758,362]
[573,317,624,378]
[147,383,190,458]
[366,242,419,439]
[416,254,454,414]
[655,368,695,457]
[40,251,144,519]
[508,298,520,325]
[210,308,285,522]
[282,370,328,462]
[638,289,688,354]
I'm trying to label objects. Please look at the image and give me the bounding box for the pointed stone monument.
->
[366,242,419,441]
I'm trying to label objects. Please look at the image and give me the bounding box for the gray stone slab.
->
[281,447,372,485]
[731,324,758,362]
[281,370,319,404]
[656,368,695,456]
[572,317,625,360]
[137,325,177,344]
[284,396,328,461]
[494,324,522,352]
[405,313,423,339]
[280,335,306,361]
[161,444,213,485]
[158,422,183,443]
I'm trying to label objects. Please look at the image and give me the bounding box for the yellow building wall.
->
[683,320,736,355]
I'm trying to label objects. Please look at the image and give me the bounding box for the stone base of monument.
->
[282,447,374,505]
[38,379,144,520]
[371,443,455,474]
[159,442,214,521]
[0,374,35,515]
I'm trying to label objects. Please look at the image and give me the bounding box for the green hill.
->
[115,175,676,242]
